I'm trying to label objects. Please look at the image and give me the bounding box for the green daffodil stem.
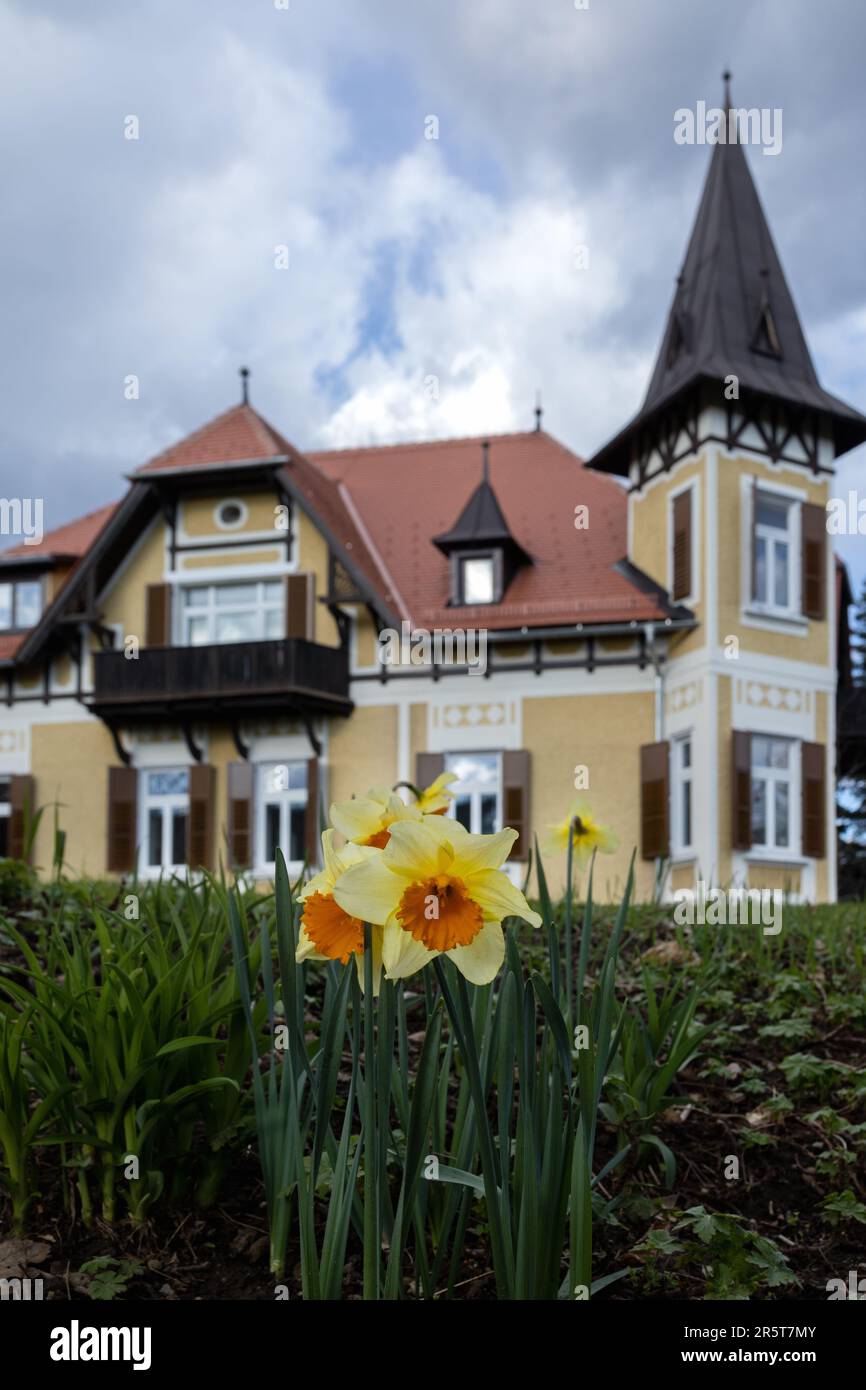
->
[433,958,514,1300]
[363,924,380,1300]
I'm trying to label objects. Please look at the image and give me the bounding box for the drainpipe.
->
[644,621,665,741]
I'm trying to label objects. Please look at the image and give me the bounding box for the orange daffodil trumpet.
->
[296,830,384,990]
[413,770,458,815]
[547,799,618,868]
[329,786,422,850]
[332,815,541,986]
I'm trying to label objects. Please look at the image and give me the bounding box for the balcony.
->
[90,638,351,722]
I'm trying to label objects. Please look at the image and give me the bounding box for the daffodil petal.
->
[449,919,505,985]
[452,827,517,876]
[469,867,542,928]
[382,920,436,980]
[383,819,455,878]
[332,855,402,926]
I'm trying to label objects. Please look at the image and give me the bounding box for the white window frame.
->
[177,579,284,647]
[671,733,694,857]
[445,751,502,835]
[139,767,189,876]
[0,577,44,631]
[255,761,309,877]
[214,498,249,531]
[741,476,807,633]
[667,477,700,606]
[460,555,495,606]
[749,735,800,859]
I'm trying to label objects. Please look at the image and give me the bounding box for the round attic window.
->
[215,499,247,530]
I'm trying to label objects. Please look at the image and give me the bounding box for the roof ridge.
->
[309,427,552,458]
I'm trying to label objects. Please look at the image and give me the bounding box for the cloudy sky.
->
[1,0,865,596]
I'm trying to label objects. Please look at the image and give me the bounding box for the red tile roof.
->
[135,403,288,473]
[310,431,667,629]
[3,409,680,668]
[0,502,118,562]
[0,633,26,660]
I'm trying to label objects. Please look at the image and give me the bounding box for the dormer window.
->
[460,554,495,605]
[433,440,532,609]
[0,578,43,630]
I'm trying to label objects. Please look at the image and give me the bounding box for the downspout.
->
[644,621,665,741]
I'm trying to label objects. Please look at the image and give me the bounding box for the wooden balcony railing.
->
[91,638,350,716]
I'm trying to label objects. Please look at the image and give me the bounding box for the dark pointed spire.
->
[722,69,732,112]
[588,94,866,472]
[432,440,531,570]
[534,390,543,432]
[239,366,250,405]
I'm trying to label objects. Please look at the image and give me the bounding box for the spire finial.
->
[723,69,732,111]
[534,390,543,432]
[481,439,490,483]
[239,365,250,405]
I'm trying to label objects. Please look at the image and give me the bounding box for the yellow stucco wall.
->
[101,518,166,643]
[522,689,657,900]
[717,672,732,884]
[180,492,280,537]
[31,721,117,877]
[328,705,398,806]
[717,453,830,664]
[629,455,706,658]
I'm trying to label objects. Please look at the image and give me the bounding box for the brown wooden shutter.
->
[9,774,35,863]
[227,762,254,870]
[640,742,669,860]
[107,766,138,872]
[671,489,692,601]
[801,502,826,620]
[731,730,752,850]
[187,764,215,870]
[502,749,530,861]
[145,583,171,646]
[286,573,314,639]
[305,757,320,867]
[415,752,445,791]
[801,741,826,859]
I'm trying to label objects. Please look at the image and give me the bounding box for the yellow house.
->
[1,123,862,901]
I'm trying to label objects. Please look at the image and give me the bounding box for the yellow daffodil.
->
[330,786,423,850]
[332,815,541,987]
[296,830,384,991]
[414,770,458,815]
[547,799,618,868]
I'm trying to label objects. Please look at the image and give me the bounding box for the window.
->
[180,581,283,646]
[672,734,693,853]
[0,777,10,858]
[754,493,796,615]
[0,579,43,630]
[215,499,247,530]
[445,752,501,835]
[460,556,495,605]
[141,769,189,871]
[751,736,794,852]
[257,762,308,869]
